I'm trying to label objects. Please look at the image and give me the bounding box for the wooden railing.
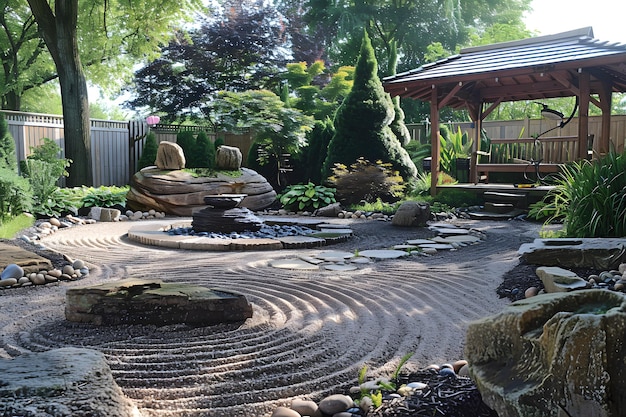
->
[474,135,588,183]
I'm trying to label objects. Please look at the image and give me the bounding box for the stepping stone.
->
[269,258,320,270]
[278,236,326,249]
[393,244,419,251]
[421,247,438,255]
[298,255,325,265]
[323,263,358,272]
[406,239,436,245]
[430,227,470,235]
[431,235,481,244]
[318,228,353,235]
[359,249,408,259]
[316,223,352,229]
[350,257,372,264]
[429,222,459,229]
[418,243,456,250]
[315,251,355,261]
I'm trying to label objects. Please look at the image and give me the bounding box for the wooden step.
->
[483,191,528,208]
[484,202,515,214]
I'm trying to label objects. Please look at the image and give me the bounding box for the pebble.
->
[73,259,85,269]
[290,399,318,416]
[318,394,353,415]
[17,277,30,285]
[1,264,24,280]
[30,274,46,285]
[0,278,17,287]
[62,265,75,275]
[525,286,539,298]
[270,406,300,417]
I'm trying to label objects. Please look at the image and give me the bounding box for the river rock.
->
[391,201,430,227]
[290,399,319,416]
[271,407,301,417]
[466,289,626,417]
[0,278,17,287]
[318,394,353,415]
[1,263,24,280]
[126,167,277,215]
[314,202,343,217]
[155,141,186,169]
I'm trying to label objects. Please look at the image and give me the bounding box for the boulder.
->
[216,145,242,170]
[391,201,430,227]
[314,202,343,217]
[88,207,121,222]
[519,238,626,270]
[536,266,589,292]
[126,167,277,215]
[155,141,186,170]
[65,278,253,326]
[0,347,139,417]
[466,290,626,417]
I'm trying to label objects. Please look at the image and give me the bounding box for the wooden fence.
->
[3,110,253,187]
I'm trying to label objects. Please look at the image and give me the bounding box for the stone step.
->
[467,208,525,220]
[484,202,515,214]
[483,191,528,208]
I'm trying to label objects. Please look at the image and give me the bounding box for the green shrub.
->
[176,130,196,161]
[22,159,59,212]
[138,132,158,169]
[0,167,32,220]
[80,185,129,208]
[347,198,399,215]
[0,113,17,171]
[32,187,81,218]
[20,138,71,180]
[279,182,336,212]
[188,131,215,168]
[532,151,626,237]
[329,158,404,205]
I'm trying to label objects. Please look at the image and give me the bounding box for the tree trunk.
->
[26,0,93,186]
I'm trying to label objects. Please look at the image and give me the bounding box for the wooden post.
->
[578,71,590,159]
[467,103,482,183]
[430,87,440,196]
[599,80,612,156]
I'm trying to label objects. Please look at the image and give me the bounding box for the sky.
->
[523,0,626,43]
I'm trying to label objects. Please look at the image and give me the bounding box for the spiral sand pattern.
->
[0,219,541,416]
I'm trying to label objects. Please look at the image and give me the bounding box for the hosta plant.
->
[80,186,129,208]
[279,182,336,212]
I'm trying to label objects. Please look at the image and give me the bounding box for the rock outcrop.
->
[466,290,626,417]
[0,348,140,417]
[126,167,277,215]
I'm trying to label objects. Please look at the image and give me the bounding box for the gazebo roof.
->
[383,27,626,109]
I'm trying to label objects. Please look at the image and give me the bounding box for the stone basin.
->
[65,278,253,326]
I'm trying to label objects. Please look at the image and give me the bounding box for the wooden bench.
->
[474,135,583,183]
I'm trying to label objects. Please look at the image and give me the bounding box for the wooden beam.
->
[578,70,590,159]
[430,87,440,196]
[481,98,503,119]
[598,80,612,155]
[438,82,463,109]
[479,80,567,100]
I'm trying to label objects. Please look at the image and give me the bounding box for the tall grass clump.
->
[530,150,626,237]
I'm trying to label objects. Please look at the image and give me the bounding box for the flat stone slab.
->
[318,228,353,235]
[0,242,53,274]
[519,238,626,270]
[359,249,408,259]
[315,251,355,261]
[270,258,320,270]
[430,235,481,244]
[418,243,456,250]
[323,263,358,272]
[393,244,419,250]
[65,278,253,325]
[429,227,470,235]
[406,239,437,245]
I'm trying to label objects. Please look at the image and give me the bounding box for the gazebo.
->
[383,27,626,193]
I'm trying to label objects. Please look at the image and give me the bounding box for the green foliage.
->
[434,189,482,208]
[407,171,458,197]
[0,167,32,220]
[404,141,432,172]
[0,213,35,239]
[439,125,472,174]
[329,158,404,205]
[278,182,336,212]
[347,198,399,215]
[355,353,413,410]
[22,159,65,217]
[176,130,196,161]
[302,118,334,184]
[32,187,81,218]
[214,137,225,149]
[188,131,215,169]
[138,132,158,170]
[80,186,129,208]
[323,31,417,181]
[0,113,17,171]
[531,152,626,237]
[20,138,71,180]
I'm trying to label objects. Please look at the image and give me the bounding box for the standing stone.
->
[314,202,343,217]
[392,201,431,227]
[216,145,242,170]
[155,141,186,170]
